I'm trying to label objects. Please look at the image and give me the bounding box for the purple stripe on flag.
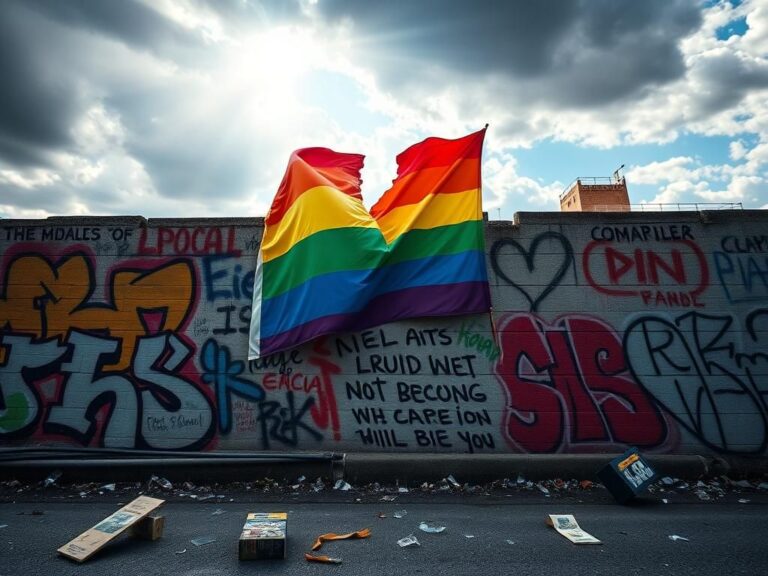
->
[259,281,490,357]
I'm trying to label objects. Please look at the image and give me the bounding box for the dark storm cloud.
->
[315,0,702,106]
[0,3,81,165]
[21,0,207,61]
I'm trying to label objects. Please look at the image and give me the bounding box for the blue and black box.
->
[596,447,658,503]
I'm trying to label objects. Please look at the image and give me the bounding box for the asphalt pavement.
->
[1,480,767,576]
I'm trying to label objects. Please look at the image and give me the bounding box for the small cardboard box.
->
[239,512,287,560]
[597,447,658,503]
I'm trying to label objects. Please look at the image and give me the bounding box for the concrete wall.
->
[1,211,766,455]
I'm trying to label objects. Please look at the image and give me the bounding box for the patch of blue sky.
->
[513,133,736,189]
[300,70,390,134]
[716,16,748,40]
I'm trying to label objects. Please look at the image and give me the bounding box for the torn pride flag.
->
[248,128,490,359]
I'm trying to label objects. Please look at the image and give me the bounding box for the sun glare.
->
[222,26,319,106]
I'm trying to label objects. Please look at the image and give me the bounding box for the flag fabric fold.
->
[249,128,490,360]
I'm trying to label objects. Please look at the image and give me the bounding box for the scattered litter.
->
[694,490,711,501]
[100,483,116,492]
[464,534,475,539]
[738,499,750,504]
[505,539,515,545]
[43,470,62,488]
[418,522,445,534]
[668,535,689,542]
[662,499,669,504]
[537,483,550,495]
[446,475,461,488]
[0,524,8,529]
[197,495,214,502]
[211,509,226,516]
[297,476,306,483]
[311,528,371,551]
[393,510,407,519]
[149,475,173,491]
[175,549,187,555]
[381,495,397,502]
[240,512,287,560]
[378,512,387,519]
[305,553,342,564]
[546,515,602,545]
[398,487,409,493]
[191,535,216,547]
[579,480,593,489]
[58,496,165,563]
[313,478,325,492]
[334,479,352,491]
[397,534,420,547]
[516,474,526,485]
[660,477,675,486]
[597,448,658,503]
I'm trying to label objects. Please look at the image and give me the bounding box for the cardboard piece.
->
[597,447,659,503]
[546,514,602,545]
[239,512,287,560]
[130,514,165,541]
[58,496,165,562]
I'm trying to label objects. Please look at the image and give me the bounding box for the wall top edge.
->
[2,211,764,228]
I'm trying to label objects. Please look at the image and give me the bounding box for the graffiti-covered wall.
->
[1,212,766,455]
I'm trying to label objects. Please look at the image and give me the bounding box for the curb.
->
[0,452,732,484]
[342,454,713,484]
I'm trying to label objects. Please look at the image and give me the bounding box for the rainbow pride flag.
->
[248,128,490,359]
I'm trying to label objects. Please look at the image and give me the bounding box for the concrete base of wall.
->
[1,451,751,484]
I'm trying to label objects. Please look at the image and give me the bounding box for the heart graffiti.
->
[490,232,574,312]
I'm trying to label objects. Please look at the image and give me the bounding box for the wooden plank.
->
[58,496,165,562]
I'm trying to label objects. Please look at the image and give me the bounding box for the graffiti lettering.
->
[138,226,240,256]
[583,239,709,307]
[496,313,667,453]
[624,310,768,454]
[713,251,768,303]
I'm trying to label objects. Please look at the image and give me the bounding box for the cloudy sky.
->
[0,0,766,219]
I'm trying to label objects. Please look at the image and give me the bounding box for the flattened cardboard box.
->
[239,512,287,560]
[58,496,165,562]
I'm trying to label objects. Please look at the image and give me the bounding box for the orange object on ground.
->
[305,553,342,564]
[311,528,371,551]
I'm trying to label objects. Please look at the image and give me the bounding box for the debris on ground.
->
[546,514,602,545]
[149,475,173,491]
[333,480,352,491]
[239,512,287,560]
[42,471,62,488]
[463,534,475,539]
[418,522,446,533]
[211,509,226,515]
[305,553,342,564]
[175,548,187,554]
[381,495,397,502]
[397,534,420,547]
[312,528,371,551]
[191,535,216,547]
[446,475,461,489]
[668,535,689,542]
[393,510,407,519]
[506,539,515,545]
[58,496,165,563]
